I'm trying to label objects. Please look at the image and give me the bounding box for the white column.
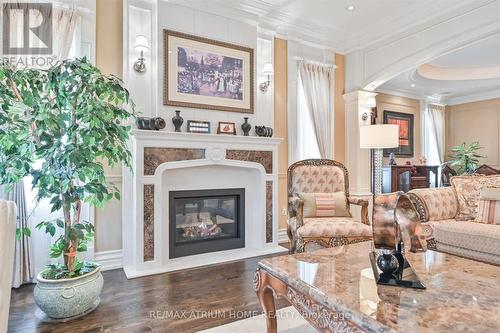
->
[343,91,377,220]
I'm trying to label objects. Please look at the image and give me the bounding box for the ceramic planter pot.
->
[34,265,103,319]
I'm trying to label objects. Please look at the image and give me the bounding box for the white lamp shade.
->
[360,124,399,149]
[134,35,149,53]
[263,63,274,76]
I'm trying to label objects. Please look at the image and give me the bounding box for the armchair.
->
[287,159,372,253]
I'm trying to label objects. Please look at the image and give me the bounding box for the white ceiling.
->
[378,34,500,105]
[169,0,480,53]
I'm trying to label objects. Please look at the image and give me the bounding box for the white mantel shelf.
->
[132,129,283,147]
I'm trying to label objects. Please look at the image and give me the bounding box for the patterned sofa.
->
[407,175,500,265]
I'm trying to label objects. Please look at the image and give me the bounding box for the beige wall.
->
[446,98,500,168]
[96,0,123,78]
[274,38,289,230]
[375,93,422,164]
[95,0,124,252]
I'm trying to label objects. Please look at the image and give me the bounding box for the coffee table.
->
[254,242,500,332]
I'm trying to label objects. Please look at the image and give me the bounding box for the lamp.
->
[133,35,149,73]
[259,63,274,92]
[360,124,399,194]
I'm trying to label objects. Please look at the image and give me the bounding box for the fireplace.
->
[169,188,245,258]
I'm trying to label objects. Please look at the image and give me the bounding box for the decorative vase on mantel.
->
[172,110,184,132]
[241,117,251,136]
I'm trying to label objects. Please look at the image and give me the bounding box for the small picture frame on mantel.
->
[187,120,211,134]
[217,121,236,135]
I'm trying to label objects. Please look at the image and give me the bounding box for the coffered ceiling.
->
[167,0,485,53]
[378,34,500,105]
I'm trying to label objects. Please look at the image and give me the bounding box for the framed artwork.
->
[187,120,211,134]
[163,29,254,113]
[383,111,414,157]
[217,121,236,135]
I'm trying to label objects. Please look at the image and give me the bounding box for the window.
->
[297,73,321,160]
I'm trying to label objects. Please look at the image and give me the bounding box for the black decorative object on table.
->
[136,117,166,131]
[370,194,427,289]
[376,251,399,274]
[255,126,273,137]
[172,110,184,132]
[241,117,251,136]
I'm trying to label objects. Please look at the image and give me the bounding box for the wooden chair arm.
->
[348,196,369,225]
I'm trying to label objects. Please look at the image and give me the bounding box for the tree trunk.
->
[62,195,75,272]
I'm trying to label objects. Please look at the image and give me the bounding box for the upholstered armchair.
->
[287,159,372,253]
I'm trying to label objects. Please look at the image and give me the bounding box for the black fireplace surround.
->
[169,188,245,258]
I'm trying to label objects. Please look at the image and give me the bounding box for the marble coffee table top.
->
[259,242,500,332]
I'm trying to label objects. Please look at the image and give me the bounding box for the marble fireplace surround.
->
[122,130,285,278]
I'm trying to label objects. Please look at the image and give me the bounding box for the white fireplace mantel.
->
[122,130,285,278]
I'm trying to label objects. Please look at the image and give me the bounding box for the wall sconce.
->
[361,97,377,121]
[133,35,149,73]
[259,63,274,92]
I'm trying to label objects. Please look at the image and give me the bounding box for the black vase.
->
[172,110,184,132]
[241,117,251,136]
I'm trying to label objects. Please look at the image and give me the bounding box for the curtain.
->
[7,3,79,67]
[424,103,446,185]
[297,73,321,160]
[51,7,80,61]
[0,183,34,288]
[298,61,333,159]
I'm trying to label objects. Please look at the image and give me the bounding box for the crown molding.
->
[446,88,500,105]
[375,88,424,101]
[164,0,491,54]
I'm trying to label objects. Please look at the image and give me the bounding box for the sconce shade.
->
[360,124,399,149]
[134,35,149,53]
[263,63,274,76]
[366,97,377,108]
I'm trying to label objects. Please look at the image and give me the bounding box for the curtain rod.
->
[293,56,337,69]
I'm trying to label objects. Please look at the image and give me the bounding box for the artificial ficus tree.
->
[0,58,136,276]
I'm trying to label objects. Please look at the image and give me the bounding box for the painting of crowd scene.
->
[177,47,244,101]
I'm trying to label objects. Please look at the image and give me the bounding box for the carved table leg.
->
[254,268,288,333]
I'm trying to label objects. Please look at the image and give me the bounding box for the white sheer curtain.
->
[424,103,446,185]
[6,4,79,67]
[296,60,333,160]
[297,74,321,160]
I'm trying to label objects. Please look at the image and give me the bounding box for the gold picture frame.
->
[163,30,254,113]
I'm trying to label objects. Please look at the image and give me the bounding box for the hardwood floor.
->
[8,250,290,333]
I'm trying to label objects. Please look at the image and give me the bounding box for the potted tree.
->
[0,58,135,319]
[448,142,485,175]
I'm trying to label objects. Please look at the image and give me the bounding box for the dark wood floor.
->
[8,250,290,333]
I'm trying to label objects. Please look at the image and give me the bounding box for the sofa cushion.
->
[450,174,500,220]
[297,217,372,238]
[298,192,350,218]
[408,187,458,221]
[475,186,500,225]
[433,221,500,262]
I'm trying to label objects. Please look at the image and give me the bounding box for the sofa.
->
[407,174,500,265]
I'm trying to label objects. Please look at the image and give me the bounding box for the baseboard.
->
[277,228,289,244]
[94,249,123,271]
